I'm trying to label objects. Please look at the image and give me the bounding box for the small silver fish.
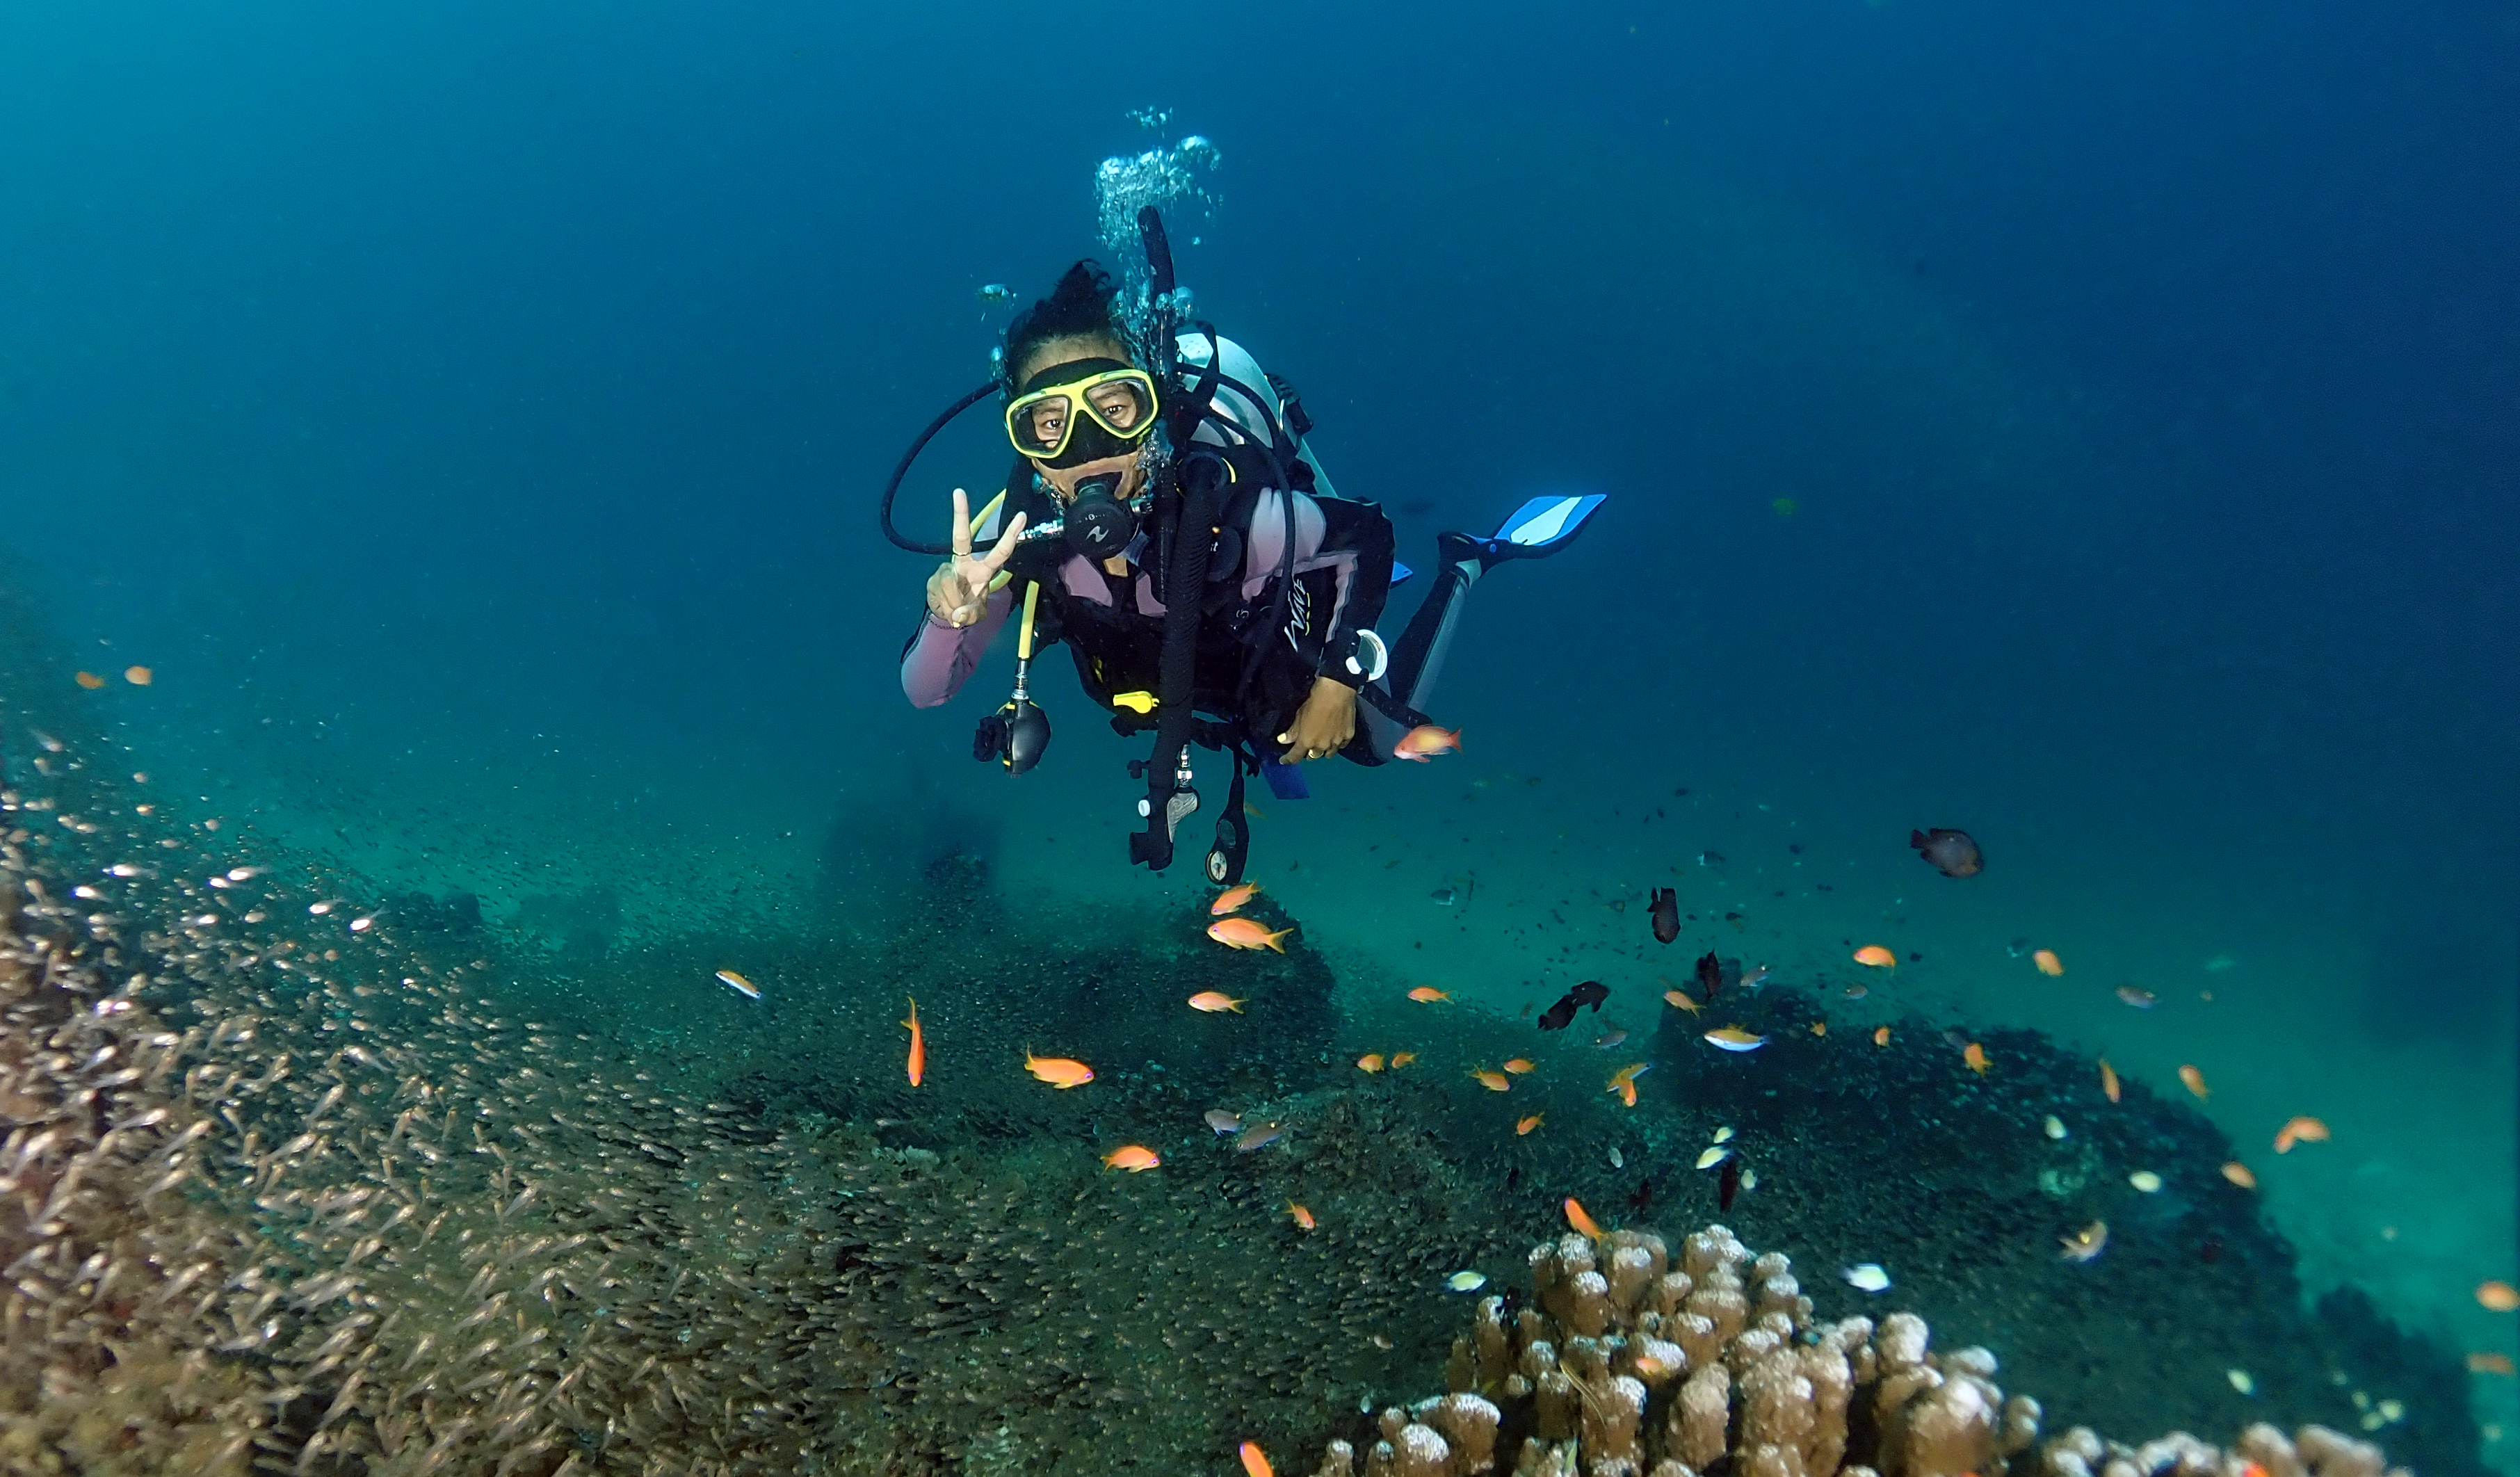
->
[1235,1122,1284,1152]
[1697,851,1725,866]
[1593,1029,1629,1050]
[1607,1147,1624,1169]
[1711,1126,1735,1145]
[713,969,762,1001]
[2060,1220,2109,1263]
[1843,983,1868,999]
[2115,985,2157,1009]
[1204,1110,1243,1136]
[978,283,1017,304]
[1446,1271,1487,1292]
[1696,1146,1733,1170]
[1430,887,1457,906]
[1740,966,1770,990]
[1841,1263,1891,1293]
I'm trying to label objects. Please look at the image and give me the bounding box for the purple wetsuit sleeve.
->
[900,584,1014,708]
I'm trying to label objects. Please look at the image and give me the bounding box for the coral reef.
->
[2043,1420,2404,1477]
[1631,986,2487,1474]
[0,659,2485,1477]
[1323,1222,2046,1477]
[0,754,1494,1474]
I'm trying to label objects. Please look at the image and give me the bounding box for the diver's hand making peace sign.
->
[926,487,1029,628]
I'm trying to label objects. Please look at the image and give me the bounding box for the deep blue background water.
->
[3,0,2515,1438]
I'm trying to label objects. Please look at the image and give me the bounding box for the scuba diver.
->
[885,209,1601,885]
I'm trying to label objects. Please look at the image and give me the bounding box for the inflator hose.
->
[1131,453,1229,871]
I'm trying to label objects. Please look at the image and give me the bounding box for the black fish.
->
[1649,887,1679,944]
[1911,828,1983,878]
[1694,951,1722,1001]
[1718,1156,1742,1212]
[1537,980,1611,1032]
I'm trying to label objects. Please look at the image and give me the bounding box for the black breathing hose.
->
[879,380,1001,556]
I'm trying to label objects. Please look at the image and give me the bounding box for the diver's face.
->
[1018,334,1148,502]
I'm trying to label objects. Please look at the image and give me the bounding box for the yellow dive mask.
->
[1005,362,1159,465]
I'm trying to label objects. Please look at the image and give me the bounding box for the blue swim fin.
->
[1260,759,1311,800]
[1437,494,1606,572]
[1489,494,1605,558]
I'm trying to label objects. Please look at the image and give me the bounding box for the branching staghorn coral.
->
[1318,1223,2046,1477]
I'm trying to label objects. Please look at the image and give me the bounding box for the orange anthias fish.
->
[1101,1145,1161,1172]
[2096,1058,2119,1103]
[1407,986,1452,1003]
[1502,1058,1536,1074]
[1357,1054,1386,1074]
[1810,1021,1827,1038]
[74,671,105,690]
[1873,1026,1891,1047]
[2222,1161,2257,1191]
[2179,1064,2210,1100]
[1286,1202,1316,1231]
[2480,1281,2520,1312]
[1852,946,1897,969]
[1392,725,1463,761]
[1606,1062,1651,1108]
[1516,1113,1544,1136]
[713,969,762,1001]
[1471,1069,1511,1092]
[1239,1441,1275,1477]
[1389,1052,1418,1068]
[2274,1115,2330,1154]
[1187,991,1246,1014]
[2469,1352,2517,1375]
[1209,918,1293,953]
[1663,987,1703,1015]
[124,665,153,686]
[1024,1049,1095,1089]
[1963,1042,1991,1076]
[2059,1220,2109,1263]
[1564,1197,1603,1239]
[2033,949,2066,976]
[902,996,925,1087]
[1210,881,1261,916]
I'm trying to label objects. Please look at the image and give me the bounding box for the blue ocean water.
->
[1,1,2513,1470]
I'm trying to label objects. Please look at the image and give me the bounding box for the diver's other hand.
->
[928,486,1028,627]
[1277,677,1359,763]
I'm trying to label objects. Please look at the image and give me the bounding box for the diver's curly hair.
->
[1002,261,1129,394]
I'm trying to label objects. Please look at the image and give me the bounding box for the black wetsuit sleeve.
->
[1308,494,1395,685]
